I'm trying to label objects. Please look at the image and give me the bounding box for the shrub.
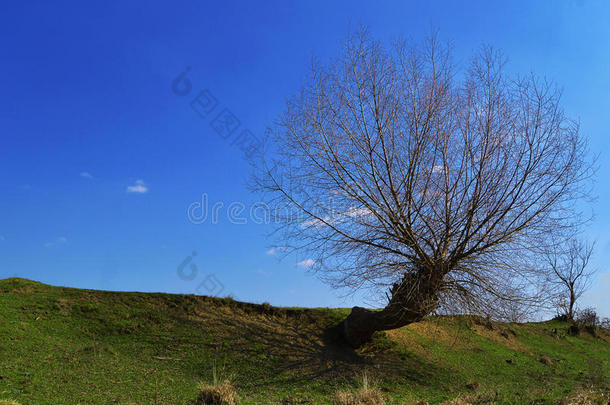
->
[552,313,570,322]
[259,301,273,315]
[575,308,599,326]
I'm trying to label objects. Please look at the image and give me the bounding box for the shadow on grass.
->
[178,300,453,391]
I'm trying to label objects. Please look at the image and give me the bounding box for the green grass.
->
[0,278,608,404]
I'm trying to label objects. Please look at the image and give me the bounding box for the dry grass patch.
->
[0,400,22,405]
[333,389,385,405]
[399,400,472,405]
[196,379,238,405]
[54,298,73,315]
[388,320,469,352]
[333,374,385,405]
[557,389,610,405]
[440,399,472,405]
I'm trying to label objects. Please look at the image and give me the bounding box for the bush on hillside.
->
[552,313,570,322]
[575,308,599,327]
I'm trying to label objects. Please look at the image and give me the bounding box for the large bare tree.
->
[545,238,596,321]
[254,31,593,347]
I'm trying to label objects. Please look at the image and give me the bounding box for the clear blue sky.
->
[1,1,608,316]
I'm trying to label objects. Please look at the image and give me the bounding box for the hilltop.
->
[0,278,608,404]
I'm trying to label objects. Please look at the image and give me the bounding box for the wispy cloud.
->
[266,246,288,255]
[44,236,68,248]
[301,206,373,229]
[80,171,93,179]
[302,217,326,228]
[297,258,315,268]
[126,179,148,194]
[256,269,272,277]
[343,206,372,218]
[0,235,5,241]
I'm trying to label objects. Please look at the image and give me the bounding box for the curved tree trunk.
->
[339,270,445,348]
[339,306,424,348]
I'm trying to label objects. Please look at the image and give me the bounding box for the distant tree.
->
[255,30,594,347]
[546,239,597,321]
[547,240,596,321]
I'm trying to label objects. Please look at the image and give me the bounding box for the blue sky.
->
[1,1,609,316]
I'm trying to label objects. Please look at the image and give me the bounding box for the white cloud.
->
[302,216,332,228]
[301,207,373,229]
[266,246,288,255]
[126,179,148,194]
[297,258,316,268]
[80,172,93,179]
[432,165,444,173]
[343,206,372,218]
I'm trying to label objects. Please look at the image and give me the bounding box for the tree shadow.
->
[182,302,451,390]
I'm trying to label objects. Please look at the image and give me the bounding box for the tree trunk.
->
[339,270,444,348]
[568,289,575,321]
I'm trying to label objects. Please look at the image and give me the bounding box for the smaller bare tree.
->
[545,238,596,321]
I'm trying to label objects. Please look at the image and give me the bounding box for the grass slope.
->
[0,278,608,404]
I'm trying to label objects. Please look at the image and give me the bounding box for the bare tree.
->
[254,30,594,347]
[545,238,596,321]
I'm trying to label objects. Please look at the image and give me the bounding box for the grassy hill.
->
[0,278,608,404]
